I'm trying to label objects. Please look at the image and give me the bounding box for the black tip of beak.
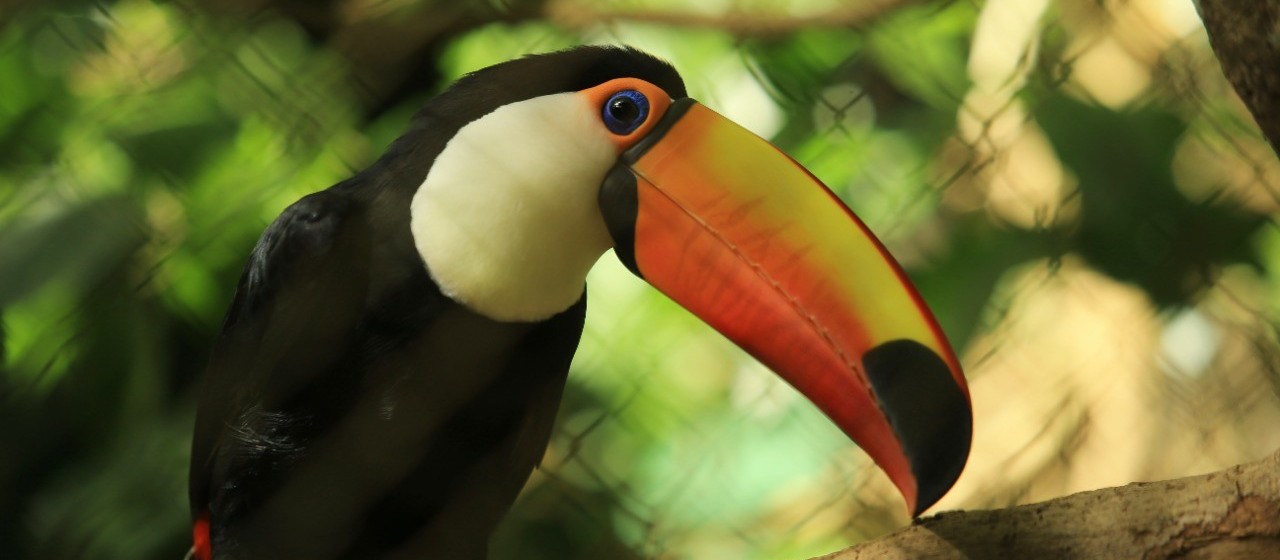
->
[863,340,972,517]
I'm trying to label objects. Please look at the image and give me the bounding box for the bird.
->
[188,45,972,560]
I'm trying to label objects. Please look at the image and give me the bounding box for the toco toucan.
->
[188,46,971,560]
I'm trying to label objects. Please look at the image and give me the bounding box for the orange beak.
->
[599,99,972,515]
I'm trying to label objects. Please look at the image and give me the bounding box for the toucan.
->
[188,46,972,560]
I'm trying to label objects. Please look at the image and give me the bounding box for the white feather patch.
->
[411,93,617,322]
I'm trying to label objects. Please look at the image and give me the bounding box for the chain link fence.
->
[2,0,1278,559]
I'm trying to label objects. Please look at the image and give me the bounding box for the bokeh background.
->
[2,0,1279,558]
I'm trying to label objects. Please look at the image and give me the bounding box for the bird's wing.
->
[188,189,371,522]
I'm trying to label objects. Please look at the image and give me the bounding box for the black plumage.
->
[190,47,685,559]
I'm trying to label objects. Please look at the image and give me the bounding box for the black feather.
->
[189,46,674,559]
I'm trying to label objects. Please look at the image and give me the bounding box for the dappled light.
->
[2,1,1278,559]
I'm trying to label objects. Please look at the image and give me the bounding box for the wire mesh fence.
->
[2,0,1278,559]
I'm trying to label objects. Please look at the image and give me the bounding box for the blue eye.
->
[602,90,650,135]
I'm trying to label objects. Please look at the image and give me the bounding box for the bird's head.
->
[406,46,971,515]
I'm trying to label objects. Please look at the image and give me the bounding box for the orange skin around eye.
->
[576,78,674,153]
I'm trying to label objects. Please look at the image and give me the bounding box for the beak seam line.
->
[628,165,881,402]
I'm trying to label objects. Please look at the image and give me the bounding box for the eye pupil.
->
[609,98,639,123]
[602,90,650,135]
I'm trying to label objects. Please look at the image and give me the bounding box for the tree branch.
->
[1195,0,1280,155]
[814,448,1280,559]
[182,0,926,118]
[545,0,925,37]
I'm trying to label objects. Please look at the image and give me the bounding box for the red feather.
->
[192,511,211,560]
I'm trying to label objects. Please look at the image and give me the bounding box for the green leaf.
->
[0,195,146,308]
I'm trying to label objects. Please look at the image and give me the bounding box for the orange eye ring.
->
[577,77,674,154]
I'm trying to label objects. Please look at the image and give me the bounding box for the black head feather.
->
[424,46,686,131]
[366,46,686,185]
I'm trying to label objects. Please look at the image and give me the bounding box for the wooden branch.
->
[545,0,925,37]
[181,0,925,118]
[1195,0,1280,154]
[812,448,1280,559]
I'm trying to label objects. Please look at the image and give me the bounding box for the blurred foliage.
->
[2,0,1280,559]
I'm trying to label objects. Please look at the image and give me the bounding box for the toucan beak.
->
[599,99,972,516]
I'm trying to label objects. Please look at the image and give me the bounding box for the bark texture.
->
[1196,0,1280,155]
[814,449,1280,559]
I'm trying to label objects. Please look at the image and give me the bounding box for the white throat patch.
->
[411,93,617,322]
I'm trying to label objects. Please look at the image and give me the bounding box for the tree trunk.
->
[1195,0,1280,156]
